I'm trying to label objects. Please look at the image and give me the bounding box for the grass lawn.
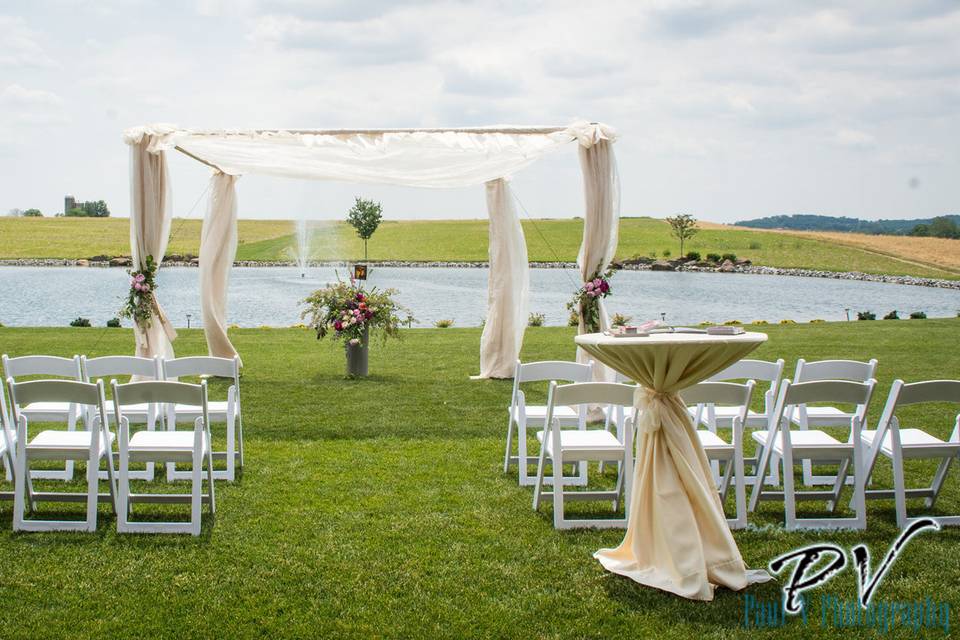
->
[0,320,958,638]
[2,216,956,280]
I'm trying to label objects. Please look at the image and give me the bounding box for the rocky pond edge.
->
[2,257,958,290]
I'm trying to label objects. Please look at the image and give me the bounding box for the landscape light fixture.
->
[353,264,368,281]
[186,313,192,329]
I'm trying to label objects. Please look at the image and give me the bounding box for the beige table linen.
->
[575,332,772,601]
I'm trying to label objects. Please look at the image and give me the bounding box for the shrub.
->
[883,310,899,320]
[706,253,722,262]
[721,253,737,262]
[778,319,796,325]
[809,319,826,323]
[909,311,927,320]
[698,321,715,327]
[723,320,742,325]
[527,312,545,327]
[70,317,91,327]
[662,249,671,257]
[751,320,769,325]
[106,318,121,328]
[856,311,876,321]
[568,309,580,327]
[685,251,701,261]
[611,312,632,327]
[748,241,761,250]
[435,319,454,328]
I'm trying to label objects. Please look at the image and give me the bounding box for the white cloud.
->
[0,15,57,68]
[1,83,63,106]
[834,128,876,149]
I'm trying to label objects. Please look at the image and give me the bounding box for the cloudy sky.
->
[1,0,958,222]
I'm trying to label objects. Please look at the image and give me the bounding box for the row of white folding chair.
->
[532,382,636,529]
[2,377,214,534]
[504,360,592,487]
[1,354,243,483]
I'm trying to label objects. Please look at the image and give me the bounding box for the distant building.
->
[64,194,76,214]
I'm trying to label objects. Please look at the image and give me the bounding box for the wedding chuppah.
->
[122,122,619,378]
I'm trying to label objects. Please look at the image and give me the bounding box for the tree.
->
[346,197,383,261]
[7,208,23,217]
[22,208,43,217]
[65,207,88,217]
[665,213,699,257]
[929,216,959,239]
[909,223,930,237]
[82,200,110,217]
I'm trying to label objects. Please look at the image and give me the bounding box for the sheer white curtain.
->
[200,172,241,363]
[478,178,529,378]
[127,135,177,360]
[575,135,620,374]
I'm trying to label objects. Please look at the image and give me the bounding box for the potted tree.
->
[300,277,413,377]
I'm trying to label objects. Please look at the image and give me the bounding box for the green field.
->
[0,321,958,638]
[1,216,955,279]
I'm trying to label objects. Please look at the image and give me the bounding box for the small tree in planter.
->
[300,277,413,377]
[346,197,383,261]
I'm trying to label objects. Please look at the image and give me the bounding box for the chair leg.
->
[517,420,530,486]
[13,438,26,532]
[191,450,202,537]
[926,456,953,509]
[552,452,565,529]
[226,405,236,482]
[503,417,515,473]
[827,459,850,513]
[733,447,747,529]
[118,441,130,531]
[86,447,99,532]
[892,448,909,529]
[783,449,798,530]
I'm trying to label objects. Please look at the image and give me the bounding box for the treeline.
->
[735,213,960,238]
[7,200,111,218]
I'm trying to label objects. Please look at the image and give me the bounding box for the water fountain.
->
[296,219,310,277]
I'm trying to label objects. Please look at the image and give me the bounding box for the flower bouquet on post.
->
[119,255,159,329]
[567,265,615,334]
[300,275,413,377]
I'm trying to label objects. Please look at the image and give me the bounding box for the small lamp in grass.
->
[186,313,192,329]
[353,263,368,281]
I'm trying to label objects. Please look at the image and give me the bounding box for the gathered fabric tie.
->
[635,386,669,435]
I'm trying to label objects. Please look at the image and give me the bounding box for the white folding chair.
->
[789,358,878,486]
[82,355,163,481]
[0,381,19,495]
[680,381,756,529]
[113,380,215,536]
[7,378,117,532]
[3,354,84,481]
[532,382,635,529]
[162,356,243,482]
[503,360,592,487]
[688,358,785,486]
[861,380,960,528]
[749,378,875,530]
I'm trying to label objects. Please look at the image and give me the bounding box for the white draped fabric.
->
[478,178,528,378]
[123,122,618,374]
[575,138,620,376]
[200,172,241,363]
[128,135,177,360]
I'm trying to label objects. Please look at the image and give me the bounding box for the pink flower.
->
[141,284,150,292]
[349,338,360,346]
[587,289,598,298]
[592,278,602,288]
[584,281,594,291]
[134,283,142,291]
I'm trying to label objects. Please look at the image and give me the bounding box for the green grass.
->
[0,321,958,638]
[2,217,954,279]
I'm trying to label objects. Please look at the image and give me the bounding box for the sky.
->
[1,0,958,223]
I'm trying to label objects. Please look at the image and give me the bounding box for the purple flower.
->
[599,281,609,293]
[333,320,342,331]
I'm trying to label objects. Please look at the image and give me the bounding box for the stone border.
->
[1,258,958,290]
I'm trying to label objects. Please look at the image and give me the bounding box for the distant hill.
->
[735,214,960,236]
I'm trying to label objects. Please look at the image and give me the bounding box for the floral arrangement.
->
[119,256,158,328]
[300,276,413,347]
[566,265,615,333]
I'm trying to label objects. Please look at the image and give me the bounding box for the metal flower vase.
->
[345,327,369,377]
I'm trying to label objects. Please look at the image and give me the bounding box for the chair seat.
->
[689,405,768,428]
[754,429,850,456]
[537,429,623,461]
[127,431,209,463]
[861,428,959,458]
[788,405,853,426]
[512,404,579,422]
[27,430,114,459]
[171,401,229,417]
[696,430,733,454]
[21,401,81,417]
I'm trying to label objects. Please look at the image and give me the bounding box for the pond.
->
[0,266,957,328]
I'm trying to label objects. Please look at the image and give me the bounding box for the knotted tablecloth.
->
[575,331,772,600]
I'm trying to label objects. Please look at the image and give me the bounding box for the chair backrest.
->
[8,378,103,407]
[709,359,784,384]
[515,360,592,385]
[794,358,877,383]
[893,379,960,406]
[3,354,82,380]
[82,355,161,381]
[162,356,239,383]
[776,379,876,429]
[681,380,756,409]
[113,380,206,407]
[550,381,636,409]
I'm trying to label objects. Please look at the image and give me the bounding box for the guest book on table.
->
[604,323,746,338]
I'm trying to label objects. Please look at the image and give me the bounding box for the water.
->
[295,219,310,277]
[0,266,956,328]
